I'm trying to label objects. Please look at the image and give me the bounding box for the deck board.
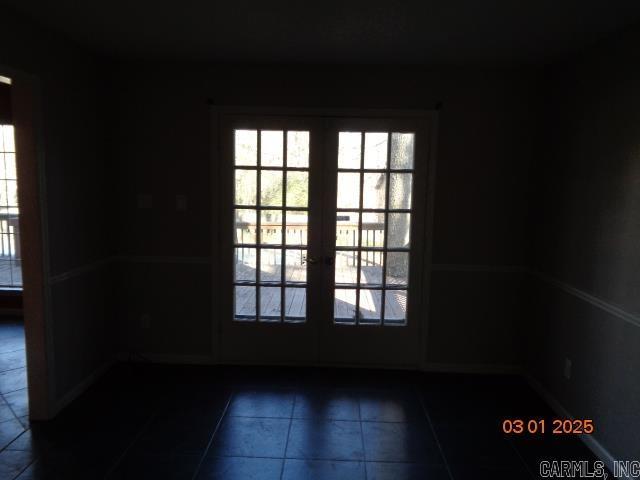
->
[0,258,21,287]
[234,256,406,321]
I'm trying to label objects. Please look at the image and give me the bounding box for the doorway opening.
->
[218,111,434,367]
[0,67,51,425]
[0,74,28,433]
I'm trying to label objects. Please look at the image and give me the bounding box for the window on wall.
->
[0,125,21,288]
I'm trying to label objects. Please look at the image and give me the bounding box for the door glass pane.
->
[336,212,359,247]
[359,289,382,325]
[261,130,283,166]
[334,289,357,324]
[285,249,307,284]
[0,127,21,288]
[3,153,16,179]
[260,286,281,321]
[235,130,257,166]
[360,251,383,287]
[361,212,384,247]
[387,213,411,249]
[260,210,282,245]
[364,132,388,169]
[285,287,306,322]
[235,169,257,205]
[235,209,257,244]
[386,252,409,286]
[286,211,308,246]
[333,130,416,326]
[233,128,310,324]
[0,154,6,180]
[337,172,360,208]
[338,132,361,169]
[389,173,412,210]
[384,290,408,325]
[261,170,283,206]
[235,248,256,282]
[287,131,309,167]
[286,171,308,207]
[259,248,281,283]
[1,126,15,152]
[362,173,386,209]
[235,286,256,320]
[335,250,358,286]
[5,180,17,207]
[390,133,414,170]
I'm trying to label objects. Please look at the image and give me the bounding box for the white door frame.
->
[0,63,55,419]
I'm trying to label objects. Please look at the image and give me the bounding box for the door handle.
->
[302,255,334,266]
[303,255,320,265]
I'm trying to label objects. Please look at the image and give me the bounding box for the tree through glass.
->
[234,129,309,322]
[334,132,414,326]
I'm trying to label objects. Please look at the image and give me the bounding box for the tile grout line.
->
[11,455,33,480]
[208,453,440,464]
[0,394,27,461]
[0,362,28,398]
[278,394,297,480]
[357,396,368,480]
[8,427,38,480]
[4,428,30,451]
[416,387,455,480]
[4,399,34,480]
[0,365,28,375]
[1,392,25,430]
[190,391,234,480]
[227,413,430,424]
[0,346,26,355]
[102,407,161,479]
[0,384,29,397]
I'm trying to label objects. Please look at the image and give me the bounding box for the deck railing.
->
[236,222,385,266]
[0,212,21,287]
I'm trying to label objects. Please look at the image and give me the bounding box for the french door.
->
[217,111,433,368]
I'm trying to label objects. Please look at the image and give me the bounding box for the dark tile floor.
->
[0,321,607,479]
[0,320,28,444]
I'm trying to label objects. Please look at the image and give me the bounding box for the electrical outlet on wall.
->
[564,358,572,380]
[140,313,151,329]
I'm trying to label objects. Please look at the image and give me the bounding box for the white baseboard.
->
[118,353,492,372]
[117,353,419,370]
[526,374,626,479]
[215,358,419,371]
[115,353,523,376]
[53,357,116,416]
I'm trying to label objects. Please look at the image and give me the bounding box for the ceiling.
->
[3,0,640,65]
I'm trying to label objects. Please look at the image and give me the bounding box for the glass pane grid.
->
[337,208,411,213]
[0,126,21,288]
[334,131,414,327]
[233,129,309,323]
